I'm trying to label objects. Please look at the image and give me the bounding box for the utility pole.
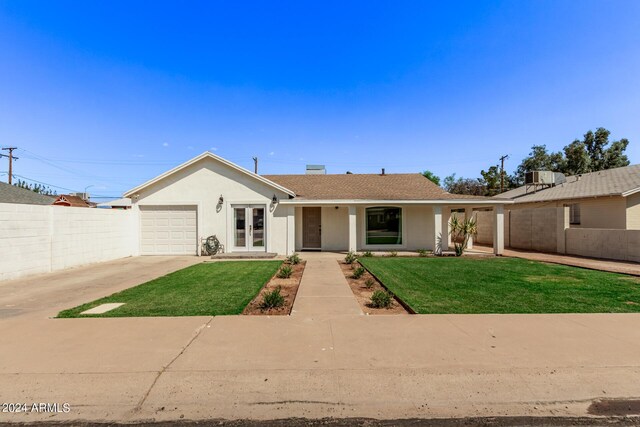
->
[1,147,18,185]
[499,154,509,193]
[252,157,258,174]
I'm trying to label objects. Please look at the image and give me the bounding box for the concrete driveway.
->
[1,254,640,424]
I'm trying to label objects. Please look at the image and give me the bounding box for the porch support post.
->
[433,205,443,255]
[286,206,295,256]
[493,204,504,256]
[441,206,451,250]
[348,206,357,252]
[465,207,474,249]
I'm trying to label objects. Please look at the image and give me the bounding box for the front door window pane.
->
[234,208,246,247]
[252,208,264,247]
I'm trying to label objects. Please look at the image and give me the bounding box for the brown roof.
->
[498,164,640,203]
[53,195,91,207]
[262,173,488,200]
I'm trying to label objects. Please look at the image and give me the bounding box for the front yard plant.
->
[359,257,640,314]
[260,286,285,309]
[286,253,301,265]
[345,251,358,264]
[277,265,293,278]
[352,266,366,279]
[370,290,393,308]
[58,261,282,317]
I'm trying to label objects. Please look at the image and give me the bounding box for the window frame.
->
[364,206,404,247]
[569,203,581,225]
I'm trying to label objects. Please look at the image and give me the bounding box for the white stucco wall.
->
[0,203,136,281]
[133,157,294,255]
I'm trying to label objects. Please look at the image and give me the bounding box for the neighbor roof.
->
[263,173,487,201]
[53,195,91,207]
[0,182,56,205]
[498,164,640,203]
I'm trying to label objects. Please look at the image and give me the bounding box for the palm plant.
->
[448,216,477,256]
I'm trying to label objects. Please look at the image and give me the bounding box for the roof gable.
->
[124,152,295,198]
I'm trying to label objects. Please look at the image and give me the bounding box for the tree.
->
[443,174,486,196]
[422,170,440,186]
[479,165,502,196]
[13,179,57,196]
[563,139,590,175]
[515,128,630,181]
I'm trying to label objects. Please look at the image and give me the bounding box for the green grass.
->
[359,257,640,314]
[57,261,282,318]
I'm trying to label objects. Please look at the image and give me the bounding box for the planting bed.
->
[243,261,306,315]
[339,260,409,315]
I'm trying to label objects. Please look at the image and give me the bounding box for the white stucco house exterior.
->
[123,152,511,256]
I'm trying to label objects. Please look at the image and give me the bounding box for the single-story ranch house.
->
[123,152,511,256]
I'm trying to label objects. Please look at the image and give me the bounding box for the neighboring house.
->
[97,198,132,209]
[123,152,510,256]
[475,164,640,262]
[498,164,640,230]
[53,194,93,208]
[0,181,56,205]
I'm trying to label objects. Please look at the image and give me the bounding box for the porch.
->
[282,201,510,256]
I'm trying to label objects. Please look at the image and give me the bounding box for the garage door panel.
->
[140,206,197,255]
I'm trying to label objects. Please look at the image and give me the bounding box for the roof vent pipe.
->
[381,168,385,175]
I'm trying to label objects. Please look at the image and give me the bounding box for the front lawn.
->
[358,257,640,314]
[58,260,282,318]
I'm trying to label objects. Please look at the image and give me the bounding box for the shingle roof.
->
[0,182,56,205]
[262,173,488,201]
[498,164,640,203]
[53,195,91,207]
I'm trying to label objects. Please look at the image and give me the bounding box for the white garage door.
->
[140,206,197,255]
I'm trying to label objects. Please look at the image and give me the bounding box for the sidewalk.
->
[474,245,640,276]
[291,252,363,317]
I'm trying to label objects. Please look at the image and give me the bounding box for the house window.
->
[569,203,581,225]
[366,207,402,245]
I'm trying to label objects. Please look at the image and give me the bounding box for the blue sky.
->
[0,1,639,198]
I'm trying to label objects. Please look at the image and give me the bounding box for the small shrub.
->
[361,251,374,257]
[364,278,375,289]
[370,290,393,308]
[286,253,301,265]
[387,251,398,257]
[344,251,358,264]
[260,286,285,309]
[417,249,428,257]
[352,266,365,279]
[277,265,293,279]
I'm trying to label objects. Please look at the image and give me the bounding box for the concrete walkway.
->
[292,252,363,317]
[474,245,640,276]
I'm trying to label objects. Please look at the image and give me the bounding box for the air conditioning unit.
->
[525,171,556,185]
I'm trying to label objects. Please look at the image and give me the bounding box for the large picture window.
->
[366,207,402,245]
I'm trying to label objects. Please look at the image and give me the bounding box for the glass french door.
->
[233,205,266,251]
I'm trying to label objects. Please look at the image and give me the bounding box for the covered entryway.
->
[302,207,322,250]
[140,205,198,255]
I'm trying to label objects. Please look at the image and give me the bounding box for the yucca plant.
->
[448,216,477,256]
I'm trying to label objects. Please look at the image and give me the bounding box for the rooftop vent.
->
[306,164,326,175]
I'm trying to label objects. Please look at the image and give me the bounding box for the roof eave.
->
[279,199,513,205]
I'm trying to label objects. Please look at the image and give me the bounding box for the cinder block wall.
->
[566,229,640,263]
[0,203,136,281]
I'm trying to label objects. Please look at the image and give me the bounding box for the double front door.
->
[233,205,266,252]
